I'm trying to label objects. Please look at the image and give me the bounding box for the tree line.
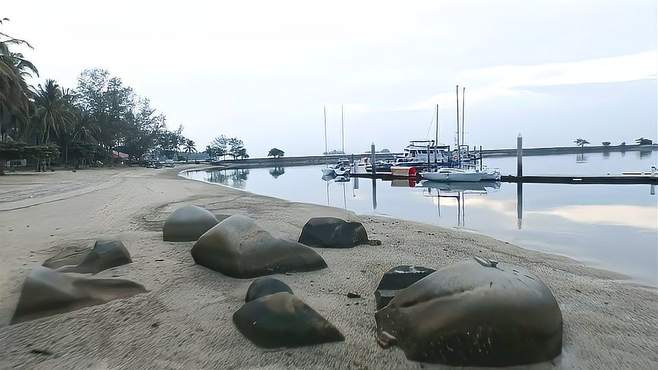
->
[0,18,249,173]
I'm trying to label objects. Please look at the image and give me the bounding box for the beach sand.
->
[0,166,656,369]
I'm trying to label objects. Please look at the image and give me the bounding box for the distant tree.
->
[574,138,590,148]
[205,145,216,160]
[620,141,626,146]
[601,141,611,146]
[210,135,229,159]
[268,148,284,158]
[227,137,245,160]
[635,137,653,145]
[183,139,196,162]
[237,147,249,159]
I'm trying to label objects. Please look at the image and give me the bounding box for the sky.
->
[3,0,657,156]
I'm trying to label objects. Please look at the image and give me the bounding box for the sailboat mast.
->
[456,85,460,165]
[323,105,328,156]
[341,104,345,154]
[462,87,465,145]
[435,103,439,166]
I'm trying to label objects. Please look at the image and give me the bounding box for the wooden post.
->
[517,134,523,178]
[371,143,376,176]
[479,145,483,171]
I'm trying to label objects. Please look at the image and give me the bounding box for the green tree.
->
[0,18,39,143]
[32,80,76,144]
[574,138,590,148]
[183,139,196,161]
[267,147,284,158]
[227,137,244,160]
[635,137,653,145]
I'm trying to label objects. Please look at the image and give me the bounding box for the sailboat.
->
[421,86,500,182]
[321,106,336,176]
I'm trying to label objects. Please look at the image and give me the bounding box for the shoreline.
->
[0,166,656,369]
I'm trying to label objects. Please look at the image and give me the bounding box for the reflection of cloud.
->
[541,205,657,230]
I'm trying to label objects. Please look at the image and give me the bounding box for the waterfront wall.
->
[210,145,657,169]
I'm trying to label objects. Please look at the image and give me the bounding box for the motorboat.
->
[393,140,451,168]
[421,167,500,182]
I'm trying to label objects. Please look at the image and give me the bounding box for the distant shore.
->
[0,166,656,369]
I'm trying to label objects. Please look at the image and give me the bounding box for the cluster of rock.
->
[12,204,563,367]
[12,240,144,324]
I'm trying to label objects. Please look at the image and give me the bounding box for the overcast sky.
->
[4,0,657,156]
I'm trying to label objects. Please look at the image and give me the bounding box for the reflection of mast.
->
[326,180,330,206]
[371,178,378,210]
[342,182,347,209]
[516,182,523,229]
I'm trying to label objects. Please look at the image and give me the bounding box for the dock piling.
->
[517,134,523,178]
[371,143,376,176]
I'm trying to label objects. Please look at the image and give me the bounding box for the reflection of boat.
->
[321,174,335,181]
[334,175,350,182]
[421,180,500,192]
[421,167,500,182]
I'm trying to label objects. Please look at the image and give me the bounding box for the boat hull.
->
[421,170,500,182]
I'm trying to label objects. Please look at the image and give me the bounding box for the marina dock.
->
[352,172,658,184]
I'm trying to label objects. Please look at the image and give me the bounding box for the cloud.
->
[409,51,657,110]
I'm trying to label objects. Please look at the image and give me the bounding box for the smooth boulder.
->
[191,215,327,278]
[375,258,563,366]
[11,266,146,324]
[374,265,436,309]
[233,292,344,348]
[56,240,132,274]
[298,217,376,248]
[163,205,219,242]
[245,278,293,302]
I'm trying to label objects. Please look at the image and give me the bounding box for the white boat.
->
[394,140,451,167]
[421,167,500,182]
[322,167,336,176]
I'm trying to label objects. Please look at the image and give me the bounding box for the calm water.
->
[184,151,658,285]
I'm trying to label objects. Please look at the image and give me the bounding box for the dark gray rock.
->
[233,292,344,348]
[191,215,327,278]
[11,266,146,324]
[163,205,219,242]
[245,278,293,302]
[374,265,436,309]
[375,258,563,366]
[56,240,132,274]
[298,217,376,248]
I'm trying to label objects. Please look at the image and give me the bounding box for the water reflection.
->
[269,166,285,178]
[517,182,523,230]
[420,181,502,227]
[207,168,250,188]
[576,152,587,163]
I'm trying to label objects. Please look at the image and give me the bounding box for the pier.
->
[351,172,658,184]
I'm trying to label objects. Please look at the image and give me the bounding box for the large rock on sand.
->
[374,265,436,309]
[11,266,146,324]
[233,292,344,348]
[245,278,293,302]
[55,240,132,274]
[163,205,219,242]
[191,215,327,278]
[375,258,563,366]
[298,217,378,248]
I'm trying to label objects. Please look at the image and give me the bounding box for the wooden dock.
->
[501,175,658,184]
[352,172,658,184]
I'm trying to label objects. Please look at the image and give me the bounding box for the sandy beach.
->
[0,166,656,369]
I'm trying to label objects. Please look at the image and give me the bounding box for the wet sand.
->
[0,166,656,369]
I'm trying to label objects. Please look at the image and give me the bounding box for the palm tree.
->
[183,139,196,162]
[0,18,39,142]
[574,138,590,148]
[32,80,76,144]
